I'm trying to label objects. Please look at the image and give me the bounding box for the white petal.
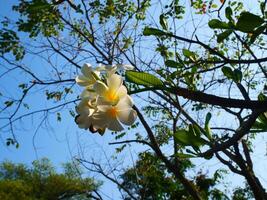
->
[117,64,134,70]
[95,64,106,71]
[92,111,109,129]
[107,118,124,131]
[81,89,96,99]
[81,64,93,77]
[118,109,137,126]
[107,66,117,76]
[94,81,108,96]
[96,96,113,106]
[76,75,92,86]
[76,99,89,113]
[76,114,92,129]
[116,85,127,99]
[116,95,134,109]
[107,74,122,91]
[96,105,111,112]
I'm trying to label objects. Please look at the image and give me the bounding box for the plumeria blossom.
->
[96,64,134,76]
[75,97,96,129]
[94,74,127,105]
[75,63,137,134]
[75,63,100,87]
[92,95,137,131]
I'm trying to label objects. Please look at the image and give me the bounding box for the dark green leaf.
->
[174,130,207,148]
[175,153,196,159]
[221,66,234,79]
[143,27,165,36]
[182,49,196,60]
[159,14,168,30]
[258,93,267,101]
[236,12,264,33]
[260,2,266,16]
[249,25,266,44]
[225,7,233,21]
[126,71,163,87]
[165,60,182,68]
[233,69,242,83]
[4,101,14,107]
[217,30,233,43]
[204,112,212,140]
[208,19,230,29]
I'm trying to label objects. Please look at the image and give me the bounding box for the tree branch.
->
[133,105,203,200]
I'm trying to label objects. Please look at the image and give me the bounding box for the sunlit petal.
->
[92,111,109,129]
[116,86,128,99]
[117,64,134,70]
[81,63,93,77]
[107,74,122,91]
[117,109,137,126]
[97,105,111,112]
[116,95,134,109]
[76,75,92,86]
[96,96,113,106]
[94,81,108,96]
[81,89,96,99]
[107,118,124,131]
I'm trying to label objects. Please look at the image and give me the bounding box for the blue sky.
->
[0,1,128,198]
[0,0,267,199]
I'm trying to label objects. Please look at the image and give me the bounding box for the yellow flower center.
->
[105,89,118,103]
[107,107,118,118]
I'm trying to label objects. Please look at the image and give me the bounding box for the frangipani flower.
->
[94,74,127,105]
[96,64,134,76]
[75,63,137,133]
[75,97,96,129]
[92,95,137,131]
[75,63,100,87]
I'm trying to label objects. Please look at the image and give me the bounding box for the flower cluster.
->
[75,63,137,134]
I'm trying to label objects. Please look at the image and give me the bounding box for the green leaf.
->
[57,112,61,122]
[249,25,266,44]
[125,71,163,87]
[204,112,212,140]
[217,30,233,43]
[165,60,182,68]
[159,14,168,30]
[233,69,242,83]
[175,153,196,159]
[258,93,267,101]
[222,67,242,83]
[260,2,266,16]
[182,49,196,61]
[208,19,230,29]
[221,66,234,79]
[174,129,207,148]
[225,7,233,21]
[4,101,14,107]
[143,27,165,36]
[236,12,264,33]
[251,93,267,132]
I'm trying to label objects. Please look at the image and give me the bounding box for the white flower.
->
[75,63,100,87]
[96,64,134,76]
[75,97,96,129]
[93,74,127,105]
[117,64,134,71]
[95,64,117,76]
[75,63,137,133]
[92,95,137,131]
